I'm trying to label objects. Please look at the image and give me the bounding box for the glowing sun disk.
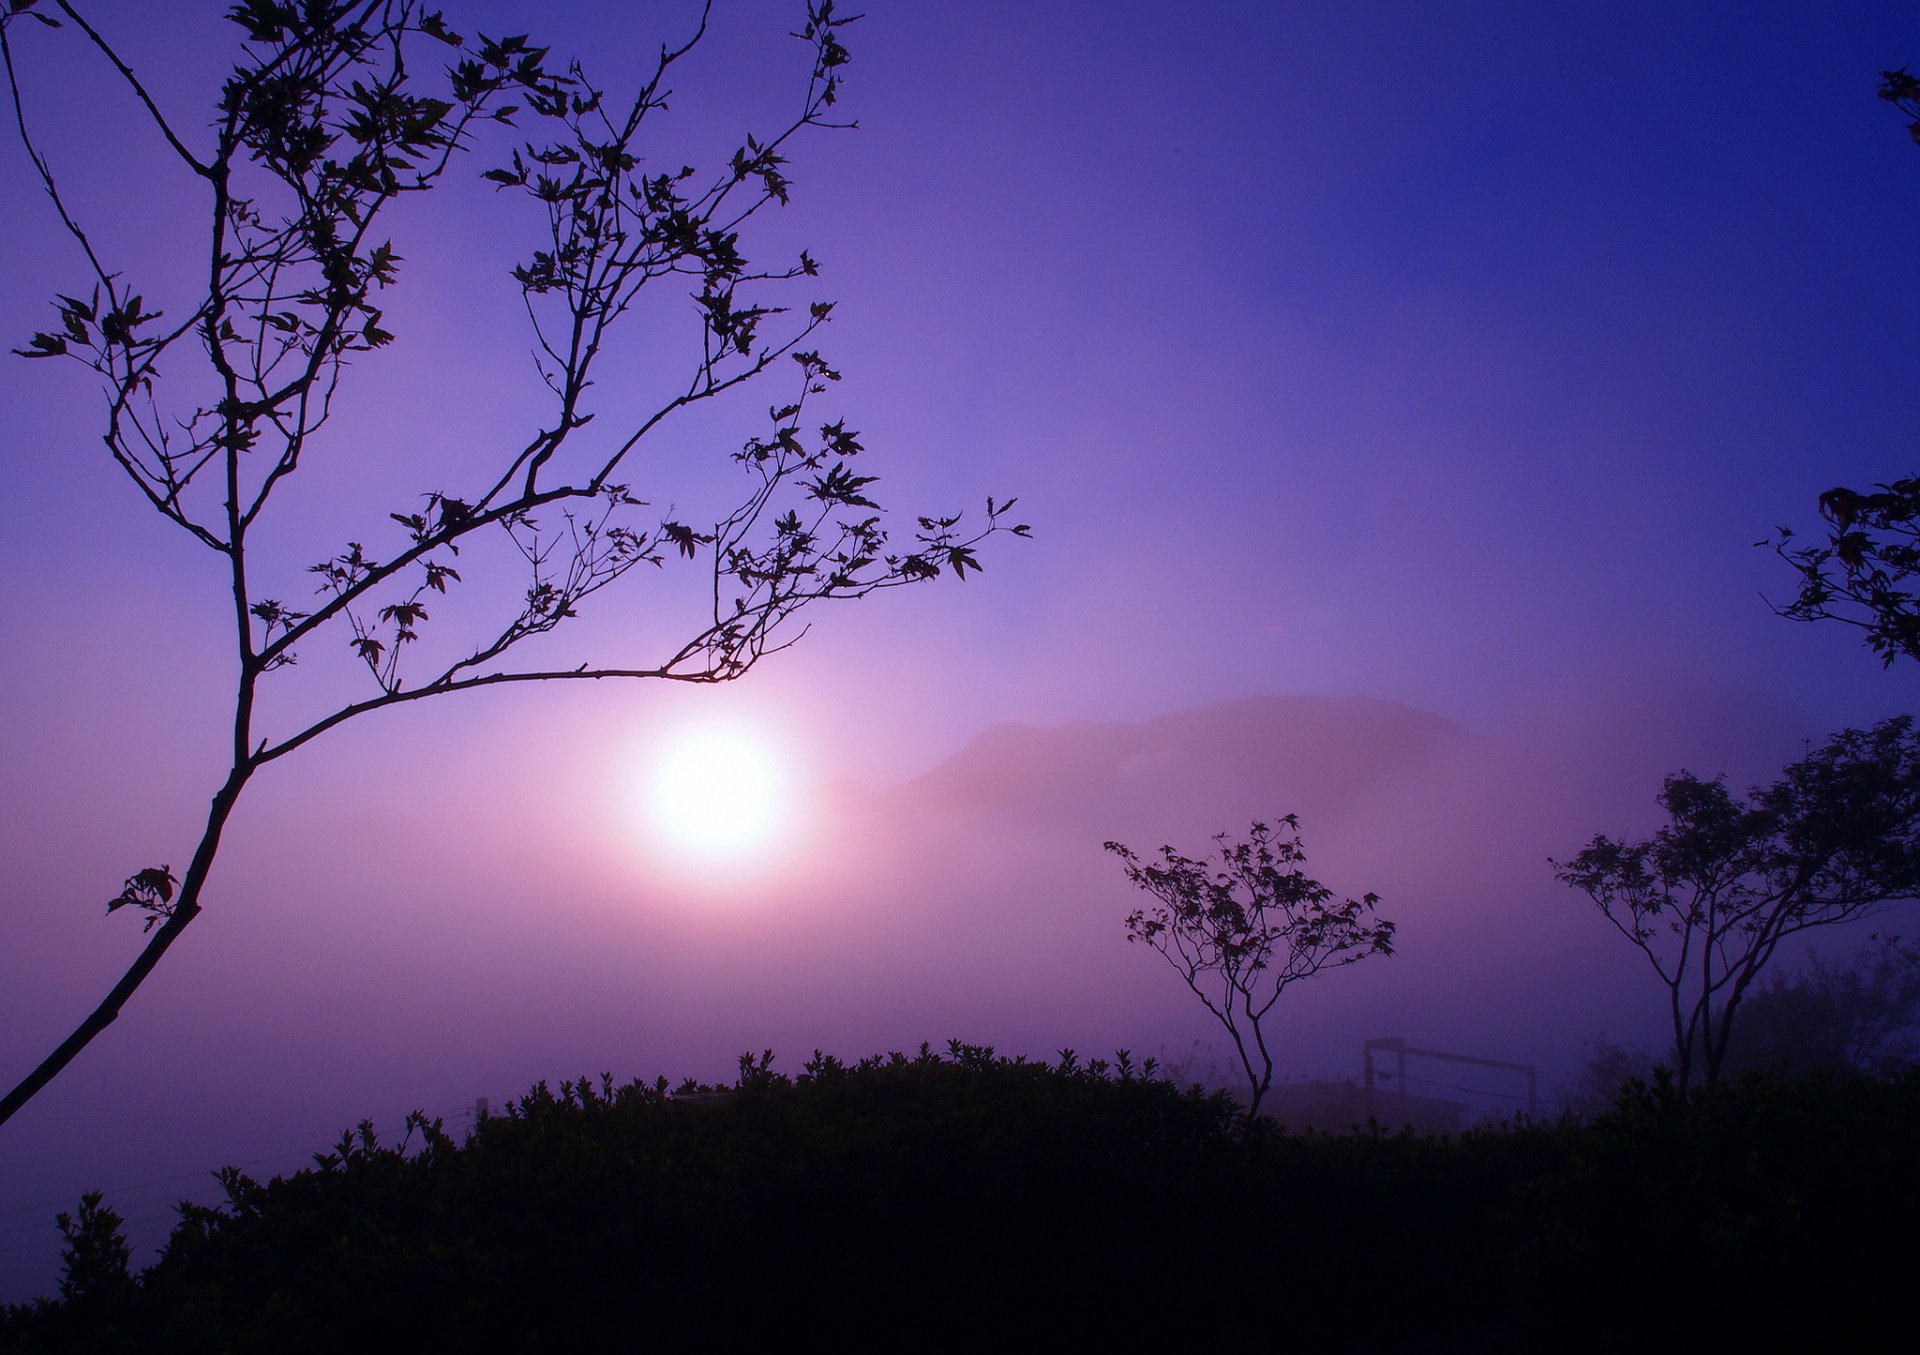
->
[651,731,782,854]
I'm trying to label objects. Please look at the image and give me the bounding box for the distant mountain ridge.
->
[893,694,1477,826]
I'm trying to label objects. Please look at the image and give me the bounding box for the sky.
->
[2,0,1917,1299]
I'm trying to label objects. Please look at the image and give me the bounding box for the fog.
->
[7,679,1899,1301]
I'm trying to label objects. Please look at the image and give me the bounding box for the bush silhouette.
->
[5,1046,1916,1351]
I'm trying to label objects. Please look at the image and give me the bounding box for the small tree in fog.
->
[1721,940,1920,1078]
[1553,718,1920,1094]
[1556,1037,1657,1119]
[1107,817,1395,1119]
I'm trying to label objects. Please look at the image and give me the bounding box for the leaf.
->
[12,333,67,358]
[106,864,177,921]
[662,522,713,559]
[10,0,62,29]
[806,463,879,508]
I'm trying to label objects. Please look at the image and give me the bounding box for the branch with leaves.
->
[1769,479,1920,667]
[0,0,1024,1130]
[1880,64,1920,146]
[1763,66,1920,667]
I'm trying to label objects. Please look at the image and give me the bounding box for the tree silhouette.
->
[1719,940,1920,1078]
[0,0,1023,1129]
[1107,817,1394,1119]
[1553,718,1920,1093]
[1767,66,1920,664]
[1771,478,1920,666]
[1879,64,1920,145]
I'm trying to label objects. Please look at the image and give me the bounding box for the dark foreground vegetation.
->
[4,1044,1916,1352]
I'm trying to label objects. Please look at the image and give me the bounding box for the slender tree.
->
[1107,817,1394,1119]
[1553,718,1920,1093]
[0,0,1023,1129]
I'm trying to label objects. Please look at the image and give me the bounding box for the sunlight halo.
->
[648,727,788,859]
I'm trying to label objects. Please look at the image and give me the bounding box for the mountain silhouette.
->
[890,694,1478,840]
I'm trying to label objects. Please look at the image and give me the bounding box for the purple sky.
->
[2,1,1917,1298]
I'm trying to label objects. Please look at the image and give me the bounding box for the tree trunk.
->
[0,769,248,1129]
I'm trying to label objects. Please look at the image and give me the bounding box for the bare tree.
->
[1553,718,1920,1094]
[1106,817,1395,1120]
[0,0,1023,1129]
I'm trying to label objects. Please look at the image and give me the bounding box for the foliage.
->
[1107,816,1394,1118]
[52,1193,132,1307]
[1511,1069,1920,1350]
[1880,63,1920,146]
[2,1044,1249,1348]
[1558,943,1920,1116]
[0,0,1022,1128]
[1764,66,1919,664]
[1553,718,1920,1092]
[1720,939,1920,1077]
[1770,477,1920,666]
[5,1051,1916,1350]
[1554,1035,1656,1120]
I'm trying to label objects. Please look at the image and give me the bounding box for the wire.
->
[1384,1070,1540,1104]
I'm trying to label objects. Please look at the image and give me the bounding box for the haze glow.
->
[1,0,1916,1305]
[645,729,790,860]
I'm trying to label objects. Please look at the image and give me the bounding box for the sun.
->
[648,728,785,856]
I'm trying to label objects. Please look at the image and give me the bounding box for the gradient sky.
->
[3,0,1917,1299]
